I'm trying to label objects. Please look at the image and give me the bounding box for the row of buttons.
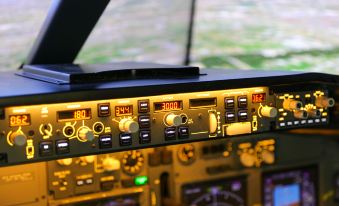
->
[225,96,248,109]
[279,118,327,127]
[39,139,70,157]
[76,178,93,186]
[165,127,189,141]
[225,109,248,123]
[98,100,150,117]
[119,130,152,146]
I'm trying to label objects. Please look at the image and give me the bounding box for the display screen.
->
[9,114,31,127]
[262,165,318,206]
[252,93,266,103]
[115,105,133,116]
[189,98,217,108]
[154,101,183,112]
[57,109,91,122]
[181,176,247,206]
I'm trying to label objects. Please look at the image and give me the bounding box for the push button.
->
[39,141,53,157]
[99,135,112,149]
[138,115,151,128]
[98,103,110,117]
[119,133,132,146]
[139,130,151,144]
[238,96,248,108]
[55,139,70,155]
[238,110,248,121]
[225,111,236,123]
[225,97,235,109]
[138,100,150,113]
[164,127,176,141]
[178,127,189,139]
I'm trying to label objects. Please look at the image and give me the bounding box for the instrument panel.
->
[0,86,335,166]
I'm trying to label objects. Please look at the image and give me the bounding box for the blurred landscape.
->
[1,0,339,74]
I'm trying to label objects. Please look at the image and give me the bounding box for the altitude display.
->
[181,176,247,206]
[252,93,266,103]
[115,105,133,116]
[154,101,183,112]
[262,165,318,206]
[9,114,31,127]
[58,109,91,122]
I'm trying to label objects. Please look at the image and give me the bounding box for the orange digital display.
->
[154,101,183,112]
[252,93,266,103]
[115,105,133,116]
[9,114,31,127]
[58,109,91,122]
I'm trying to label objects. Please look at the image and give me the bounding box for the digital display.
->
[115,105,133,116]
[182,176,246,206]
[252,93,266,103]
[9,114,31,127]
[189,98,217,108]
[57,109,91,122]
[154,101,183,112]
[262,165,318,206]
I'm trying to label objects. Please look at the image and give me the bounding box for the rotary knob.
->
[260,106,278,118]
[119,119,139,133]
[57,158,73,166]
[78,127,94,141]
[165,113,182,127]
[294,110,308,119]
[240,152,256,168]
[261,150,275,165]
[79,155,95,164]
[307,108,321,118]
[102,157,121,172]
[315,96,335,108]
[283,99,303,110]
[9,131,27,146]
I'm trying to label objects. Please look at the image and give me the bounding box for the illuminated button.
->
[138,115,151,128]
[138,100,150,113]
[55,139,70,155]
[164,127,176,141]
[165,113,182,127]
[85,178,93,185]
[76,180,84,186]
[178,127,189,139]
[238,110,248,121]
[237,96,248,108]
[139,130,151,144]
[134,176,148,186]
[98,103,110,117]
[119,133,132,146]
[225,111,236,123]
[260,106,278,118]
[99,135,112,149]
[224,97,235,109]
[39,141,53,157]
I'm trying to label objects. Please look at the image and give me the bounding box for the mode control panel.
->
[0,86,335,166]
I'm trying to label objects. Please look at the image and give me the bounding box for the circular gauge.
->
[177,144,196,165]
[191,189,245,206]
[121,150,144,175]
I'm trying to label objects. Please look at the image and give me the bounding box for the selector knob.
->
[283,99,303,110]
[165,113,182,127]
[307,108,321,118]
[315,96,335,108]
[102,157,121,172]
[209,112,218,134]
[260,106,278,118]
[294,110,308,119]
[78,127,94,141]
[57,158,73,166]
[240,153,256,168]
[119,119,139,133]
[261,150,275,165]
[80,155,95,164]
[9,131,27,146]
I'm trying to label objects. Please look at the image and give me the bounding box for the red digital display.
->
[252,93,266,103]
[115,105,133,116]
[154,101,183,112]
[58,109,91,122]
[9,114,31,127]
